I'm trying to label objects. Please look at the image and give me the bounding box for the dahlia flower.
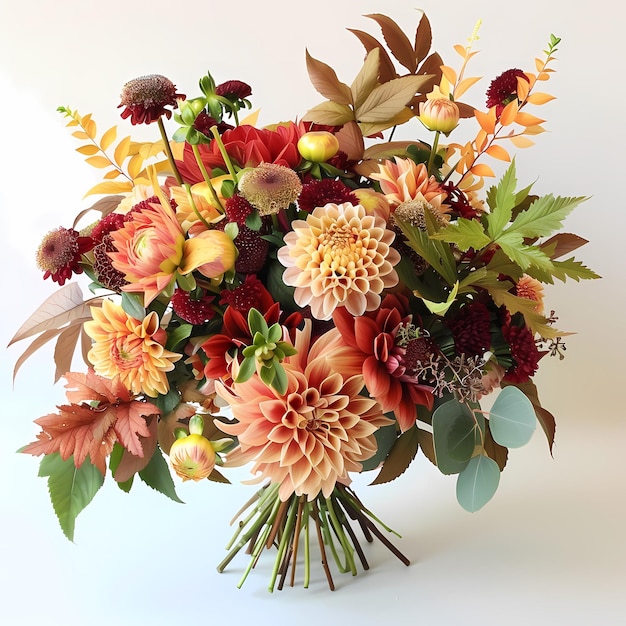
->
[36,227,94,285]
[118,74,184,125]
[486,69,530,117]
[84,299,181,397]
[370,158,447,209]
[215,322,392,501]
[515,275,545,314]
[277,202,400,320]
[108,199,236,305]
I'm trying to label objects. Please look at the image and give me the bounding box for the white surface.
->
[1,1,624,624]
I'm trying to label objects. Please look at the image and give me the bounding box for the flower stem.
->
[210,125,238,183]
[157,117,183,185]
[427,130,441,177]
[191,144,225,213]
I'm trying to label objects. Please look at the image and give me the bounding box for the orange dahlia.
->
[215,322,392,501]
[277,202,400,320]
[84,299,181,397]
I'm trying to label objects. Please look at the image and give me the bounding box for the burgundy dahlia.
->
[297,179,358,213]
[36,227,94,285]
[486,68,529,116]
[446,300,492,357]
[502,324,542,383]
[215,80,252,101]
[119,74,185,125]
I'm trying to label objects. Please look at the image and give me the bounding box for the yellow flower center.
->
[319,223,364,277]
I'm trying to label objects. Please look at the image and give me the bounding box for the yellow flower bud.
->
[297,131,340,163]
[419,98,460,134]
[169,432,216,481]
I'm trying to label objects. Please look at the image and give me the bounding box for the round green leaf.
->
[456,454,500,512]
[433,399,476,475]
[489,386,537,448]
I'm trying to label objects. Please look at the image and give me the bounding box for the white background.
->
[1,1,624,624]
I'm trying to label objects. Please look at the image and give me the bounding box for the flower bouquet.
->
[10,11,598,591]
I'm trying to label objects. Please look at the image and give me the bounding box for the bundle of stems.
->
[217,483,410,591]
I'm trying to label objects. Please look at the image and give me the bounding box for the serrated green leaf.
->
[489,386,536,448]
[496,231,554,272]
[138,446,184,504]
[508,194,588,239]
[431,218,491,252]
[550,257,601,282]
[486,161,518,237]
[456,454,500,512]
[39,453,104,541]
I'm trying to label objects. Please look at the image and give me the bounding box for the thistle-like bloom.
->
[216,322,392,501]
[277,202,400,320]
[84,299,181,397]
[169,433,216,481]
[108,199,236,305]
[419,97,460,133]
[370,158,446,209]
[36,227,94,285]
[119,74,184,125]
[238,163,302,216]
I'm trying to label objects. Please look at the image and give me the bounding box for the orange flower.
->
[419,97,460,133]
[84,299,181,397]
[277,202,400,320]
[216,322,392,501]
[370,158,446,209]
[516,274,545,313]
[108,199,236,305]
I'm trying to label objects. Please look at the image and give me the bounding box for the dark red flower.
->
[119,74,185,125]
[502,324,542,383]
[219,275,275,315]
[446,300,492,357]
[486,69,529,117]
[93,235,128,292]
[297,179,358,213]
[192,111,233,137]
[36,227,94,285]
[215,80,252,100]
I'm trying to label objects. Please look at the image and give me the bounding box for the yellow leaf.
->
[499,100,519,126]
[485,144,511,162]
[127,153,145,180]
[523,124,545,136]
[305,50,353,105]
[358,108,415,137]
[72,131,90,140]
[440,65,457,86]
[351,48,381,111]
[454,76,481,99]
[356,75,429,122]
[514,111,545,127]
[100,125,117,151]
[84,181,133,197]
[240,109,260,126]
[509,135,535,148]
[103,168,122,180]
[470,163,495,178]
[75,144,100,156]
[114,136,131,167]
[420,281,459,316]
[85,155,113,169]
[302,101,354,126]
[526,92,556,105]
[84,119,97,138]
[139,140,165,159]
[453,44,466,58]
[516,76,530,101]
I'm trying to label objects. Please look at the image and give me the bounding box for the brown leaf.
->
[415,426,437,466]
[302,101,354,126]
[54,323,83,383]
[540,233,589,259]
[365,13,418,73]
[361,140,429,162]
[358,108,416,137]
[414,12,433,63]
[13,328,64,381]
[483,427,509,470]
[335,121,365,161]
[72,194,124,229]
[370,426,419,485]
[357,75,429,123]
[305,50,352,105]
[113,416,158,483]
[351,48,382,111]
[347,28,397,84]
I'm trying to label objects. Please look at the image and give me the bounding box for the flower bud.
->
[419,98,460,134]
[169,416,216,481]
[297,131,340,163]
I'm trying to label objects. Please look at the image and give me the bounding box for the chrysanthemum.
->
[370,158,446,209]
[215,322,392,501]
[297,179,358,213]
[486,69,530,116]
[277,202,400,320]
[502,323,542,383]
[446,300,492,357]
[238,163,302,216]
[118,74,184,125]
[36,227,94,285]
[515,275,545,314]
[84,299,181,397]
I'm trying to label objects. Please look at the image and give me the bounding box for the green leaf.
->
[370,425,420,485]
[486,161,518,238]
[166,323,193,351]
[507,194,588,239]
[138,446,184,503]
[38,453,105,541]
[360,421,398,471]
[120,291,146,320]
[272,363,288,395]
[496,231,554,272]
[550,257,601,282]
[431,218,491,252]
[432,400,477,475]
[248,308,268,336]
[235,355,257,383]
[489,386,537,448]
[456,454,500,512]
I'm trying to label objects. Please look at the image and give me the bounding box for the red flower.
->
[502,323,542,383]
[36,227,94,285]
[118,74,185,125]
[297,179,358,213]
[171,288,217,324]
[215,80,252,100]
[446,300,492,357]
[485,68,529,116]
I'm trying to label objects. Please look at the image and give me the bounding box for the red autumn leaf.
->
[22,369,160,474]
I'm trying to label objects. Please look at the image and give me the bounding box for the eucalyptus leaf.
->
[432,399,476,475]
[456,454,500,512]
[489,386,536,448]
[120,291,146,320]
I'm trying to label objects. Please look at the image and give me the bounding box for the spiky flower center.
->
[36,227,79,272]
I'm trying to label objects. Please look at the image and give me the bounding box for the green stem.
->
[269,496,298,592]
[157,117,183,185]
[191,144,224,213]
[303,504,310,589]
[326,495,356,576]
[427,130,441,178]
[210,125,238,182]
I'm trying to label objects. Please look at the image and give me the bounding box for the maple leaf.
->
[22,369,160,474]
